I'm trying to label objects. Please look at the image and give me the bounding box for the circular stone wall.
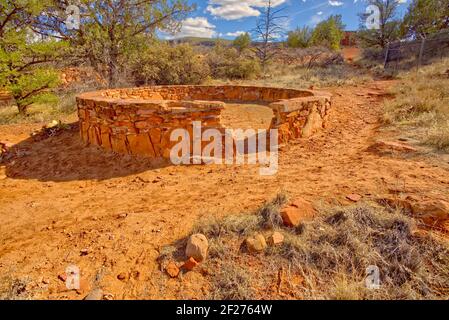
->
[76,85,332,158]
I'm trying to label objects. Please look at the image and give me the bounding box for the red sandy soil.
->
[342,47,362,62]
[0,80,448,299]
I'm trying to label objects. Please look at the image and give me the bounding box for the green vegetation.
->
[129,41,210,86]
[0,0,63,114]
[287,26,312,49]
[207,44,261,80]
[357,0,401,49]
[310,15,345,51]
[232,33,251,52]
[401,0,449,38]
[35,0,194,88]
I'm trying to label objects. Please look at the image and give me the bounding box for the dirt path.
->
[1,80,448,299]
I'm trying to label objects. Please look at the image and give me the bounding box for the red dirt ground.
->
[1,80,448,299]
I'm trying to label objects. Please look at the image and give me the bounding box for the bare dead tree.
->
[252,0,287,72]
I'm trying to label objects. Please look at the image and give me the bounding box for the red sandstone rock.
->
[166,261,180,278]
[117,273,127,281]
[268,231,284,246]
[77,86,332,158]
[182,257,199,271]
[367,140,417,154]
[127,134,155,157]
[245,234,267,253]
[412,200,449,226]
[346,194,362,202]
[186,234,209,262]
[281,198,316,227]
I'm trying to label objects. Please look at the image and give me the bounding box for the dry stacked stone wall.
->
[76,85,332,158]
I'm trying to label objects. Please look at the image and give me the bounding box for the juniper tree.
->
[33,0,193,88]
[0,0,62,114]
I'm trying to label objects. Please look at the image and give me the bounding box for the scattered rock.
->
[117,272,127,281]
[117,213,128,219]
[268,231,284,246]
[103,293,114,300]
[281,198,316,227]
[186,234,209,262]
[367,140,417,155]
[80,248,89,256]
[57,273,67,282]
[182,257,199,271]
[84,288,103,300]
[245,233,267,253]
[166,261,180,278]
[346,194,362,202]
[412,200,449,226]
[280,207,303,227]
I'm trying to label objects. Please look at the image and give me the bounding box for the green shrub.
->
[232,33,251,52]
[287,26,312,49]
[310,15,345,51]
[207,46,261,80]
[129,42,210,85]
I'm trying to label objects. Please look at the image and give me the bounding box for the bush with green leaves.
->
[401,0,449,38]
[287,26,312,48]
[310,15,345,51]
[129,41,210,86]
[232,32,251,52]
[357,0,401,49]
[207,45,261,80]
[0,0,63,114]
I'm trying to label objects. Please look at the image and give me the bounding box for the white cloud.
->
[226,31,247,37]
[310,14,324,26]
[317,11,323,15]
[328,0,343,6]
[206,0,287,20]
[168,17,216,39]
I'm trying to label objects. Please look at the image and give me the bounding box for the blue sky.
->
[165,0,410,39]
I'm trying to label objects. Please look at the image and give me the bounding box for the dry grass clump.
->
[276,204,449,299]
[383,58,449,151]
[0,275,33,300]
[210,264,256,300]
[192,195,449,300]
[208,62,372,89]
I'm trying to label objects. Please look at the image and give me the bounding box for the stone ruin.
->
[76,85,332,158]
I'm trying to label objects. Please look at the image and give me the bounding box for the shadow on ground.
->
[3,123,170,182]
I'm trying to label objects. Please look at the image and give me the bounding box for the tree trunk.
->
[108,52,119,88]
[17,103,28,115]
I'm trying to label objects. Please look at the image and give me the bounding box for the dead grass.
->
[383,58,449,151]
[207,63,373,89]
[185,195,449,300]
[0,275,33,300]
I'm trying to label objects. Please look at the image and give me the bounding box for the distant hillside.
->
[167,37,233,47]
